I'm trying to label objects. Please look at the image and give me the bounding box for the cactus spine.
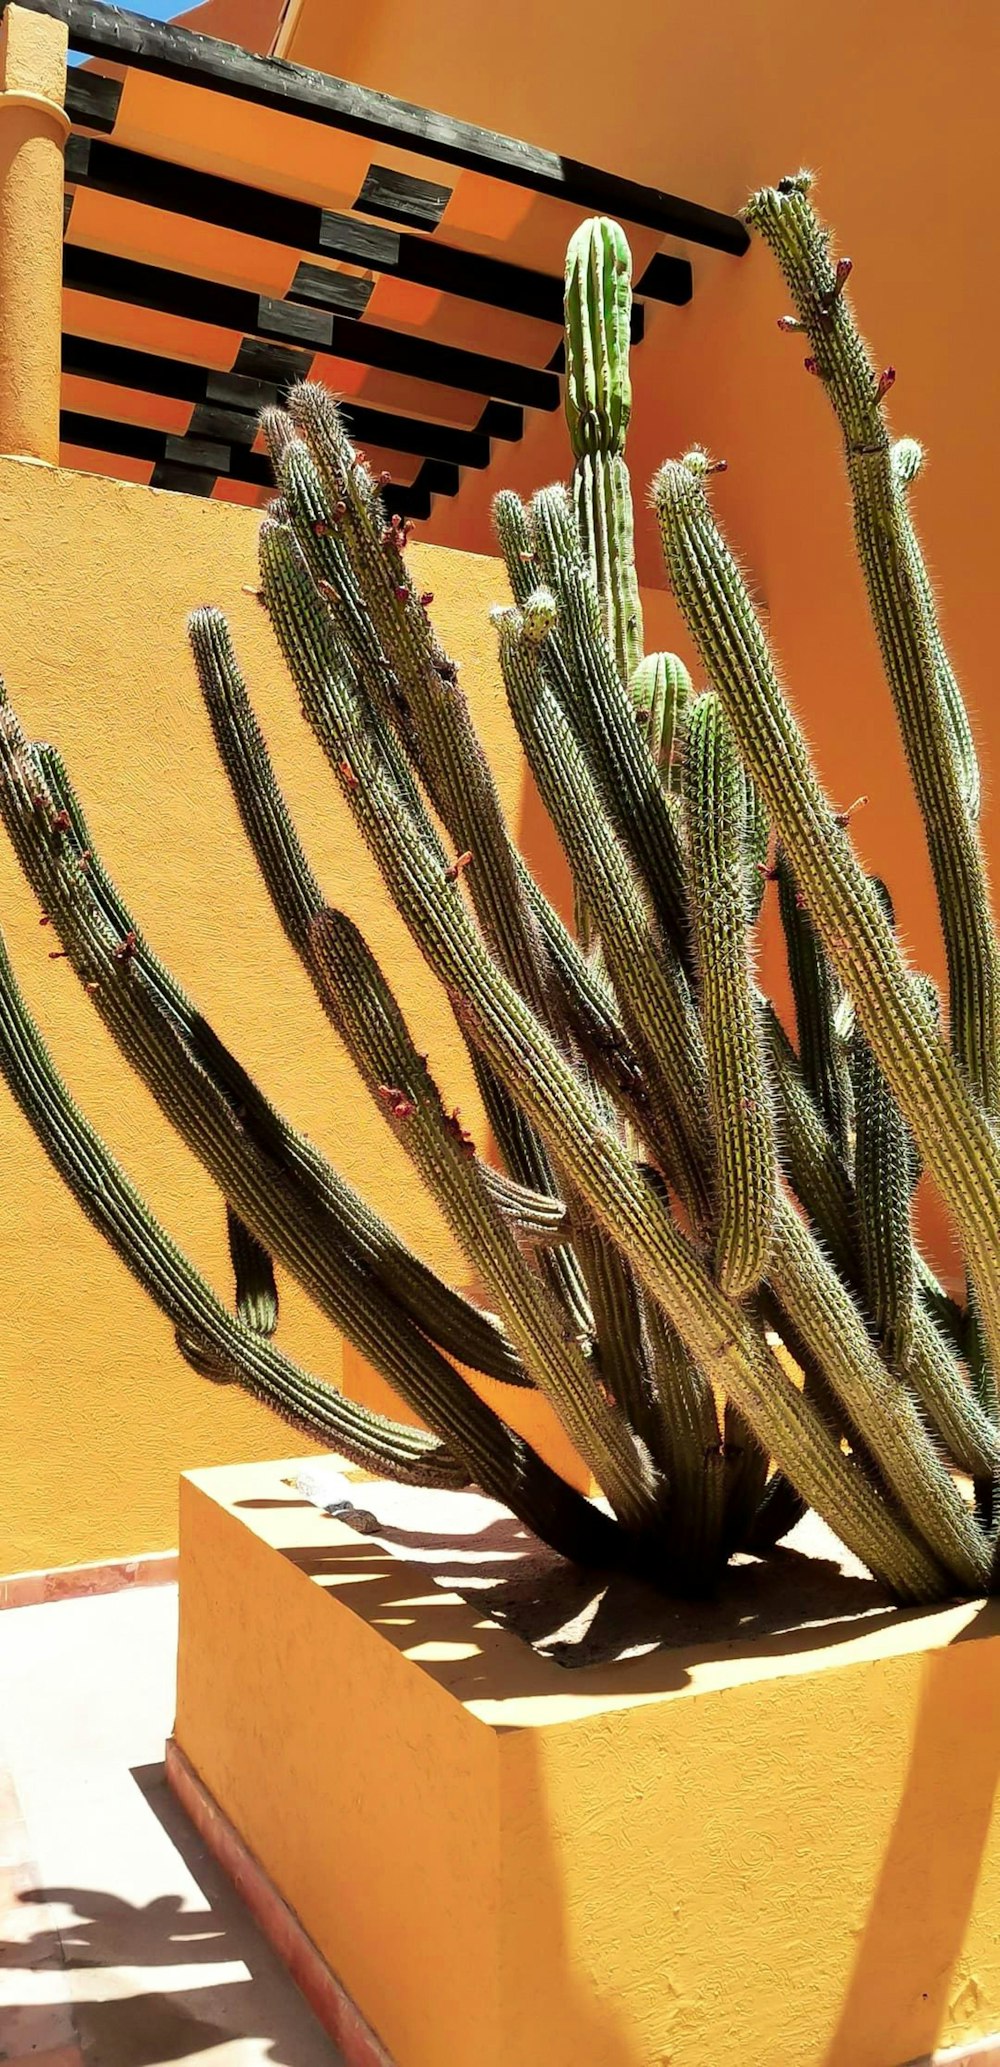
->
[0,182,997,1604]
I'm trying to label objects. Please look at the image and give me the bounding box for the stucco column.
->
[0,4,69,463]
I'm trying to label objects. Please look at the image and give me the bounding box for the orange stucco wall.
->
[177,1457,1000,2067]
[278,0,1000,1276]
[0,454,606,1575]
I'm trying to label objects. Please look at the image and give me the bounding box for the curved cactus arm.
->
[307,906,661,1532]
[225,1205,279,1338]
[276,424,592,1338]
[776,850,853,1159]
[475,1163,568,1246]
[0,741,623,1565]
[258,519,951,1600]
[683,692,777,1298]
[564,217,644,685]
[745,176,1000,1117]
[891,437,980,826]
[178,616,532,1389]
[0,928,470,1488]
[654,452,1000,1384]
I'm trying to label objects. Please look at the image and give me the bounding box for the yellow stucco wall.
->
[177,1458,1000,2067]
[0,452,616,1575]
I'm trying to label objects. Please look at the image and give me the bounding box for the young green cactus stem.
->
[629,651,690,793]
[564,217,643,686]
[654,449,1000,1385]
[683,693,776,1297]
[744,176,1000,1119]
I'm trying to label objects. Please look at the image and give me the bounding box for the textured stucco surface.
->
[0,455,590,1574]
[177,1459,1000,2067]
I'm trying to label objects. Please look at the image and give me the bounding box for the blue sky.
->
[69,1,192,61]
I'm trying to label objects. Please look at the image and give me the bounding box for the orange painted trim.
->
[165,1737,398,2067]
[0,1547,178,1610]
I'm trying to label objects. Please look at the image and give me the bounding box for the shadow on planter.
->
[824,1610,1000,2067]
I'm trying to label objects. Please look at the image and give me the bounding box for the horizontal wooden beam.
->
[59,406,434,517]
[24,0,749,252]
[63,135,692,318]
[62,242,562,409]
[61,331,501,465]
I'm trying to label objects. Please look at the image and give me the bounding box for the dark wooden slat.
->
[233,338,314,385]
[63,243,561,408]
[30,0,749,252]
[65,135,640,324]
[61,406,162,460]
[205,368,281,412]
[59,405,431,517]
[188,402,259,447]
[354,163,451,231]
[287,260,375,319]
[150,460,218,495]
[62,330,207,398]
[64,65,122,132]
[636,250,696,304]
[60,334,498,466]
[477,399,521,442]
[256,292,332,349]
[164,431,230,472]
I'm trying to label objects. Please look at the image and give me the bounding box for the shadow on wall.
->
[823,1606,1000,2067]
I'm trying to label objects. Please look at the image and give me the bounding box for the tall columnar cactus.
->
[1,179,998,1604]
[564,216,644,688]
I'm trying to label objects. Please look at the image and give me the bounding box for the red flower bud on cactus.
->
[40,913,50,926]
[777,315,804,332]
[379,471,392,486]
[704,457,728,475]
[338,757,358,791]
[85,980,100,995]
[113,929,137,963]
[395,584,409,602]
[420,592,434,607]
[52,809,71,833]
[334,501,347,519]
[377,1084,415,1121]
[804,357,821,376]
[79,849,91,869]
[312,520,329,538]
[875,366,896,405]
[48,950,68,960]
[444,849,473,883]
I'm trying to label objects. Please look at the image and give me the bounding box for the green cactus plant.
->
[0,175,998,1604]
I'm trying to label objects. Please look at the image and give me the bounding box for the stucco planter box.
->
[173,1457,1000,2067]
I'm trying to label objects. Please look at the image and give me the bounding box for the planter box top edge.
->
[181,1457,1000,1736]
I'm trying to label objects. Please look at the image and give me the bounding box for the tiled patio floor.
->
[0,1583,342,2067]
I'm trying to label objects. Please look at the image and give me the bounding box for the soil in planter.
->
[286,1468,927,1671]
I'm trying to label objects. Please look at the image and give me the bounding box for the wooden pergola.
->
[17,0,748,516]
